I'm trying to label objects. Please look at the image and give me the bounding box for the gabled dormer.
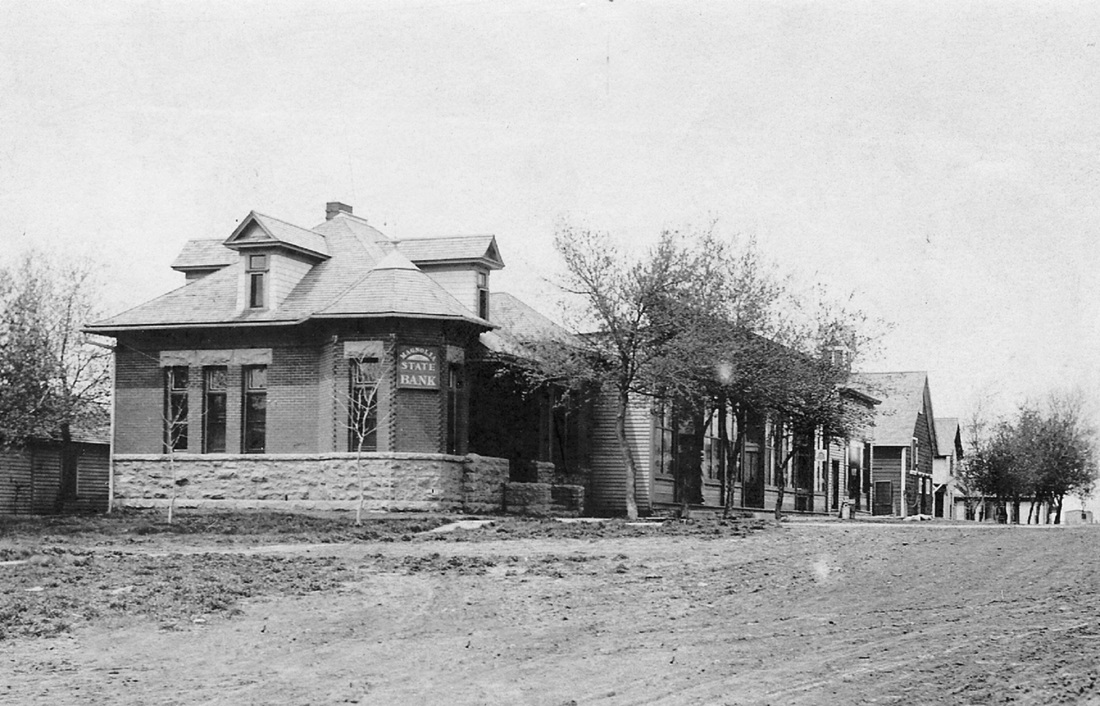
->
[394,235,504,320]
[223,212,330,312]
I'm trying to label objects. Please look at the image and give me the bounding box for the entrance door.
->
[831,460,840,510]
[743,448,764,508]
[873,481,893,515]
[60,445,77,500]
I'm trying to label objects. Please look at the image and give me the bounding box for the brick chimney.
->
[325,201,353,220]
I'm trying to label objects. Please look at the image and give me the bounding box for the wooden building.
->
[0,436,109,515]
[851,372,939,517]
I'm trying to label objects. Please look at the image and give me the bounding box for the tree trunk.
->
[167,450,176,525]
[1053,494,1064,524]
[717,400,728,502]
[723,425,744,518]
[355,445,364,526]
[58,422,74,513]
[774,447,796,521]
[615,389,639,520]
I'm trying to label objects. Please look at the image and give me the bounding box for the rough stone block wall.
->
[462,454,508,513]
[551,484,585,515]
[504,482,552,516]
[533,461,557,484]
[113,452,506,513]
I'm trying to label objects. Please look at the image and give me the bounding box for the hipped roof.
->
[88,211,497,333]
[480,291,580,357]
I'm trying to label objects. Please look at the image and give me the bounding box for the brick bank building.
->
[88,202,577,514]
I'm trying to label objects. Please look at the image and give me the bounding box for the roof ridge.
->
[392,233,495,242]
[252,211,325,236]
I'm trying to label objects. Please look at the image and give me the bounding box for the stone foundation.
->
[113,452,509,514]
[502,481,585,516]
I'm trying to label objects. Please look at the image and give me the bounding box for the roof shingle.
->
[88,209,493,332]
[850,371,933,447]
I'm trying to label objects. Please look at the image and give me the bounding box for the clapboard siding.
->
[30,445,61,514]
[828,437,847,511]
[0,449,34,515]
[73,444,110,512]
[0,441,109,516]
[589,393,653,516]
[873,447,904,515]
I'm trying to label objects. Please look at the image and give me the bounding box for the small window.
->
[247,254,268,309]
[652,402,675,478]
[243,366,267,453]
[911,437,919,471]
[477,271,489,320]
[249,273,265,308]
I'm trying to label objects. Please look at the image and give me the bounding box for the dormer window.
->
[248,254,268,308]
[477,271,489,320]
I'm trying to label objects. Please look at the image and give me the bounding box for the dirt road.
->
[4,521,1100,705]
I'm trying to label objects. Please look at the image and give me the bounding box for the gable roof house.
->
[933,417,964,519]
[86,201,528,513]
[851,371,939,517]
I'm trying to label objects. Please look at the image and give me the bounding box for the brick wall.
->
[111,321,480,457]
[114,338,165,454]
[267,345,320,453]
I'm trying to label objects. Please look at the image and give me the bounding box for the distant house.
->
[933,417,963,519]
[851,372,938,517]
[85,201,557,513]
[825,387,880,516]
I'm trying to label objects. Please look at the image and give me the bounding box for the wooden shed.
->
[0,438,110,515]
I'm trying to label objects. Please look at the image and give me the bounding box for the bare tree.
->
[335,350,388,525]
[540,225,717,519]
[534,224,877,519]
[163,374,190,524]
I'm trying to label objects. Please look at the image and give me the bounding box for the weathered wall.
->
[113,452,508,513]
[503,481,585,516]
[872,447,904,515]
[0,442,109,515]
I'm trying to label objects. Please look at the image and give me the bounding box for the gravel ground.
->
[2,512,1098,705]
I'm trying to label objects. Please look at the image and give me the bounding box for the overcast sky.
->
[2,0,1098,424]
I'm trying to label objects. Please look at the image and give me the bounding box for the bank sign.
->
[397,346,440,389]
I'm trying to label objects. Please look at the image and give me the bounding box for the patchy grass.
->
[1,548,354,640]
[0,508,453,546]
[0,510,770,641]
